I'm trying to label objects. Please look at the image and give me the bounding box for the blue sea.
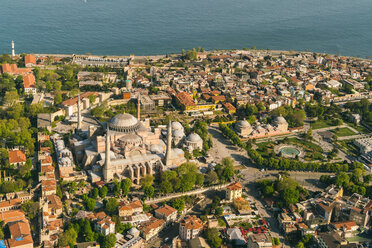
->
[0,0,371,57]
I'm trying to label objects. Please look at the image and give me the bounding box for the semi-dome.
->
[150,144,163,154]
[109,113,140,133]
[118,133,142,145]
[171,121,183,131]
[186,133,202,143]
[173,129,185,138]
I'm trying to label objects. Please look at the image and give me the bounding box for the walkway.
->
[144,183,230,204]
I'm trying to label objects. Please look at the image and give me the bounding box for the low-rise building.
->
[138,217,165,241]
[179,215,203,241]
[247,233,273,248]
[8,150,26,168]
[119,200,143,217]
[154,204,177,224]
[226,182,243,201]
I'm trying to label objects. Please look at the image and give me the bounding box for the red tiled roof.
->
[180,215,203,230]
[227,182,242,191]
[223,102,236,111]
[23,74,36,88]
[155,204,177,217]
[8,150,26,164]
[24,55,36,65]
[61,92,98,106]
[40,156,53,164]
[175,92,196,107]
[0,210,26,224]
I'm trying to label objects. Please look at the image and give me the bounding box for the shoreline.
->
[30,48,371,61]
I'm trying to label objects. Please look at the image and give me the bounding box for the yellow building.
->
[225,182,243,201]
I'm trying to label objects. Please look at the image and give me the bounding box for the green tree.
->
[143,186,154,199]
[206,228,222,248]
[90,188,99,199]
[4,90,19,106]
[205,171,218,185]
[58,227,77,247]
[105,198,119,214]
[54,91,63,105]
[85,198,96,211]
[296,242,305,248]
[88,94,97,104]
[180,173,196,192]
[140,175,154,188]
[195,173,204,186]
[171,198,185,213]
[21,201,40,220]
[160,180,173,194]
[102,233,117,248]
[281,188,299,206]
[99,186,108,198]
[121,178,132,196]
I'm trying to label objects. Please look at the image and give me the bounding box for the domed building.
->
[235,115,289,140]
[110,113,141,133]
[185,133,203,151]
[171,121,185,146]
[274,115,288,132]
[235,119,253,137]
[82,113,185,184]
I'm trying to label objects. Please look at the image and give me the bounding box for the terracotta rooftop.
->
[8,150,26,164]
[24,54,36,65]
[332,221,357,230]
[175,92,196,107]
[0,210,25,224]
[61,92,98,106]
[140,217,165,234]
[180,215,203,230]
[0,199,22,210]
[41,165,55,173]
[226,182,243,191]
[155,204,177,217]
[23,74,36,88]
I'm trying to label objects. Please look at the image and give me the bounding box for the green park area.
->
[343,120,370,134]
[330,127,357,137]
[310,119,342,129]
[256,138,324,161]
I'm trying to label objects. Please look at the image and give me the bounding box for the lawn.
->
[346,233,372,243]
[310,119,340,130]
[256,141,275,158]
[287,138,323,153]
[256,141,273,150]
[331,127,357,137]
[343,120,370,134]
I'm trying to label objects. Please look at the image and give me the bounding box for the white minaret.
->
[11,41,15,57]
[165,121,172,166]
[137,94,141,120]
[103,123,112,182]
[77,94,82,130]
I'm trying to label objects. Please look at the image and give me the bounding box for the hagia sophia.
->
[73,96,205,184]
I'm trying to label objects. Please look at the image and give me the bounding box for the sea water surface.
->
[0,0,371,57]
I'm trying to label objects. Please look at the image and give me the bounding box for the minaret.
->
[11,41,15,57]
[103,123,111,182]
[165,121,172,166]
[77,94,82,130]
[137,94,141,120]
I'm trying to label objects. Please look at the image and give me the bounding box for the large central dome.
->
[109,113,140,133]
